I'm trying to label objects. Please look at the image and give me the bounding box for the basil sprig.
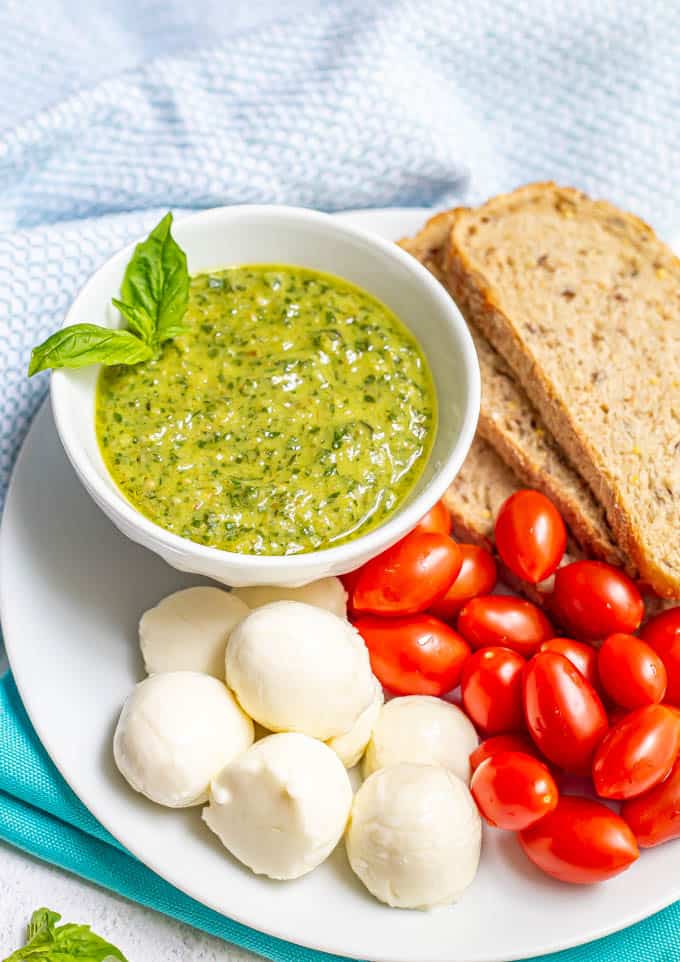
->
[3,907,127,961]
[28,212,189,376]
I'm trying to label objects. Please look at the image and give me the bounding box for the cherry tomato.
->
[352,532,462,616]
[608,706,629,727]
[592,704,680,800]
[523,652,608,774]
[340,568,361,595]
[461,647,525,734]
[518,795,639,884]
[494,490,567,584]
[540,637,600,691]
[352,613,470,696]
[471,750,559,830]
[470,734,541,773]
[641,608,680,705]
[457,595,554,657]
[412,500,452,536]
[549,561,644,641]
[622,756,680,847]
[429,545,498,622]
[598,633,667,709]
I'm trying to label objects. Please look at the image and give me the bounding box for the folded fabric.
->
[2,2,679,237]
[0,670,678,962]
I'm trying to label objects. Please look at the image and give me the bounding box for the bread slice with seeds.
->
[443,183,680,598]
[399,212,625,569]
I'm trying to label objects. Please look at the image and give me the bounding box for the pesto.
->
[96,265,436,555]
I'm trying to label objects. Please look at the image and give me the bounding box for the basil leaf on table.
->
[3,907,127,961]
[28,325,154,376]
[116,211,189,345]
[27,211,189,376]
[20,908,60,949]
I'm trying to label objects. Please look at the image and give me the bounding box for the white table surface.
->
[0,649,260,962]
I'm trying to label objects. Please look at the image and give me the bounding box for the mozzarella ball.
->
[363,696,478,784]
[114,672,253,807]
[226,601,374,739]
[327,678,384,768]
[346,763,481,909]
[233,578,347,619]
[139,586,249,678]
[203,732,352,879]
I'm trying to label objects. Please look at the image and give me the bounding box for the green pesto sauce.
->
[96,265,436,555]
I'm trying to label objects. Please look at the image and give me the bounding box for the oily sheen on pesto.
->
[96,265,436,555]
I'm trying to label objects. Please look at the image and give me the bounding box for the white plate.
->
[1,209,678,962]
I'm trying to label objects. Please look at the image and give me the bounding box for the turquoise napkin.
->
[0,669,678,962]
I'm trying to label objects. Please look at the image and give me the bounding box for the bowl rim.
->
[51,203,480,572]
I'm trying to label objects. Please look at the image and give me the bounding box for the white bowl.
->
[51,205,480,587]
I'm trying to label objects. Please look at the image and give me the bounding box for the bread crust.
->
[444,183,680,598]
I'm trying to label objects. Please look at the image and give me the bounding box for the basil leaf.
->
[3,908,127,961]
[24,908,59,947]
[118,211,189,345]
[50,923,126,961]
[110,297,155,344]
[27,211,189,378]
[28,324,153,376]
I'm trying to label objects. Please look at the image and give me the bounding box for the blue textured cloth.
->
[1,1,679,959]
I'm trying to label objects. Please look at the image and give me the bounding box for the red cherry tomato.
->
[592,704,680,800]
[608,706,629,727]
[598,633,667,709]
[523,652,608,774]
[518,795,639,884]
[352,613,470,696]
[429,545,497,622]
[352,532,462,616]
[470,734,541,773]
[641,608,680,706]
[540,637,600,691]
[471,750,559,830]
[461,647,526,734]
[340,568,361,595]
[494,490,567,584]
[550,561,644,641]
[622,756,680,847]
[457,596,554,657]
[412,499,452,536]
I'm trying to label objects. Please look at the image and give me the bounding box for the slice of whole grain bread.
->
[399,213,625,568]
[444,183,680,598]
